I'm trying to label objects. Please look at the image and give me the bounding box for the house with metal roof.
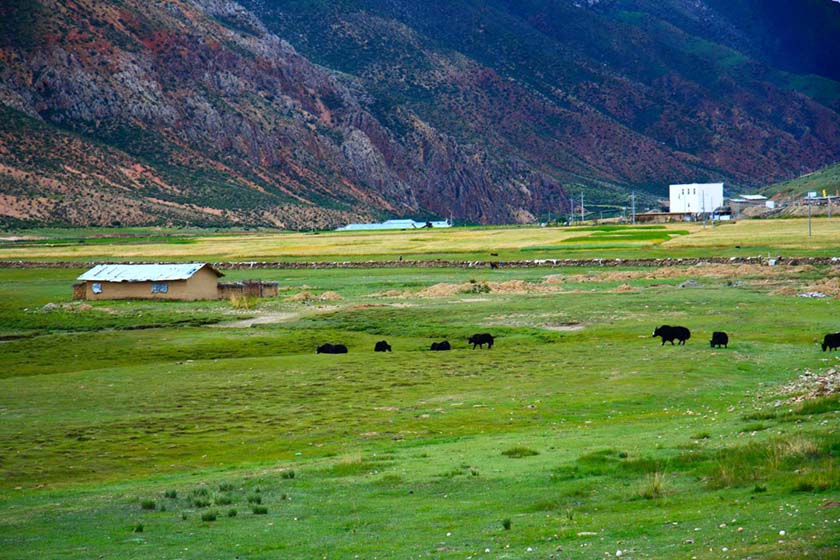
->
[75,263,224,301]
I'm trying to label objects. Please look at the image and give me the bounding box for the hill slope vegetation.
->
[1,0,839,227]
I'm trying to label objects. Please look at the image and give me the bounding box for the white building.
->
[336,219,452,231]
[669,183,724,214]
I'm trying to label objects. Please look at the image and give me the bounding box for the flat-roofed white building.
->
[669,183,724,214]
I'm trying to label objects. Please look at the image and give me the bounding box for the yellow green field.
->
[1,218,838,262]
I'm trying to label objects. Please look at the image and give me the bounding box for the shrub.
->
[229,293,258,309]
[437,468,466,478]
[795,395,840,416]
[691,432,711,440]
[639,472,667,499]
[227,509,237,518]
[740,423,768,433]
[218,482,234,492]
[466,281,490,294]
[164,489,177,499]
[192,498,210,508]
[214,494,233,506]
[247,495,262,504]
[252,506,268,515]
[753,484,767,493]
[140,500,156,510]
[132,523,143,533]
[201,511,218,522]
[191,487,209,497]
[502,518,511,530]
[742,411,778,421]
[501,446,539,458]
[282,470,295,480]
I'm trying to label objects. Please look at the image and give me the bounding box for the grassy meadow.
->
[0,222,839,559]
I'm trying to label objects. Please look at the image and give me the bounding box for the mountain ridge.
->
[0,0,838,227]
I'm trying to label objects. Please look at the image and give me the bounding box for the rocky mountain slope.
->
[1,0,838,227]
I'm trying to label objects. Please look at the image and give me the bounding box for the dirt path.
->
[211,312,301,328]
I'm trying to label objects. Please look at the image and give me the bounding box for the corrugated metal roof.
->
[78,263,223,282]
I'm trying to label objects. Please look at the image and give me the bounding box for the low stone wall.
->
[1,256,839,270]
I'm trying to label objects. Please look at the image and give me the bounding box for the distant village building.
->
[76,263,223,301]
[669,183,724,215]
[336,219,452,231]
[729,194,775,217]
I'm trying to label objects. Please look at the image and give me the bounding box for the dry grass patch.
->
[610,283,638,293]
[769,273,840,298]
[286,290,343,303]
[412,279,566,298]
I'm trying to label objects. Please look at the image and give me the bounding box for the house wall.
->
[83,267,220,300]
[669,184,723,214]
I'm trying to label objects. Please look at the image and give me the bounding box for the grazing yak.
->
[317,343,348,354]
[430,341,451,351]
[653,325,691,346]
[710,331,729,348]
[822,333,840,352]
[468,333,495,349]
[374,340,392,352]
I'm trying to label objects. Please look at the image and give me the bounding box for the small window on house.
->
[92,282,102,294]
[152,282,169,294]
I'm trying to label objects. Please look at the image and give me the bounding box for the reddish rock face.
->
[0,0,838,228]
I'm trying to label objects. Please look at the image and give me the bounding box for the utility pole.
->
[580,192,585,224]
[630,192,636,225]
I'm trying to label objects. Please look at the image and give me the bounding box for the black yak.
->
[374,340,392,352]
[468,333,495,349]
[822,333,840,352]
[653,325,691,346]
[710,331,729,348]
[317,343,348,354]
[430,341,451,351]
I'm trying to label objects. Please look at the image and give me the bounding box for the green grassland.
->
[2,218,840,262]
[763,163,840,198]
[0,251,838,558]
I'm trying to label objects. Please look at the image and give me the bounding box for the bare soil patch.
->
[213,312,300,328]
[542,324,585,332]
